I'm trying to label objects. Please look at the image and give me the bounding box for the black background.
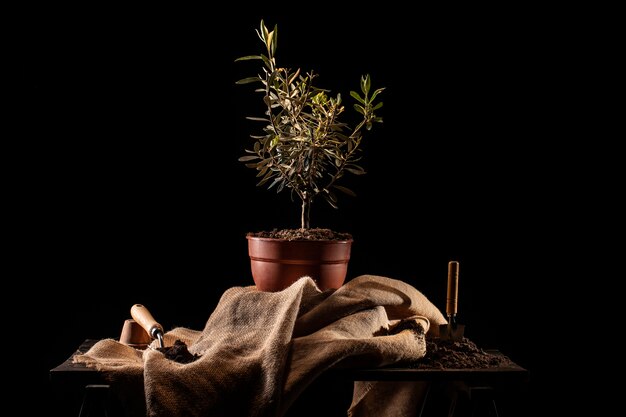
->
[18,5,547,415]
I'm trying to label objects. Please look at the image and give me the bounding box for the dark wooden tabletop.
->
[50,339,529,386]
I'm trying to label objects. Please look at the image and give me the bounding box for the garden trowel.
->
[439,261,465,341]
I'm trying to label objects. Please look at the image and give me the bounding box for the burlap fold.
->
[74,275,446,416]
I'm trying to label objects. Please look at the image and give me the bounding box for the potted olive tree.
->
[237,21,384,291]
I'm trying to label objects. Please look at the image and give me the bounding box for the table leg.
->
[78,384,111,417]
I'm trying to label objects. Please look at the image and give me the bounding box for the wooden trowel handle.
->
[130,304,164,339]
[446,261,460,317]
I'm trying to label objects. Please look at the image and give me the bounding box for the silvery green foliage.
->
[237,21,384,229]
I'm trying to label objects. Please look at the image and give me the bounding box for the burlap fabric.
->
[74,275,446,416]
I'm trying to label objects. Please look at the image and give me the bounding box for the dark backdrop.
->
[19,6,542,415]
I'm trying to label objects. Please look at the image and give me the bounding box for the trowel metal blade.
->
[439,324,465,341]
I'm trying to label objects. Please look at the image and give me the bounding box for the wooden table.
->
[51,339,530,417]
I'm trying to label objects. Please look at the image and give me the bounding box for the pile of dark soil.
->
[157,340,200,364]
[248,228,352,241]
[413,337,516,369]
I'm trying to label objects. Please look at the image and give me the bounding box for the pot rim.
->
[246,235,353,244]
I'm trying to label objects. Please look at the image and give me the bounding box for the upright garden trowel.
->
[439,261,465,341]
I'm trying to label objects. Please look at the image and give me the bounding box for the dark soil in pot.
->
[248,228,352,241]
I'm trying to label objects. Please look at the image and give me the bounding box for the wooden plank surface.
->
[49,339,104,386]
[51,340,529,385]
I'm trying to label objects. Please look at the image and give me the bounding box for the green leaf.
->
[260,54,271,68]
[255,28,264,42]
[373,102,383,110]
[346,167,366,175]
[236,77,261,85]
[361,74,371,95]
[238,155,259,162]
[267,30,274,51]
[271,24,278,55]
[256,160,269,169]
[350,91,365,104]
[288,68,301,85]
[353,104,365,115]
[235,55,263,62]
[268,177,281,190]
[334,185,356,197]
[369,87,385,102]
[268,70,278,88]
[257,171,275,186]
[323,193,339,209]
[323,148,338,157]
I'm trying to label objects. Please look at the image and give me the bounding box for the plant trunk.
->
[301,199,311,229]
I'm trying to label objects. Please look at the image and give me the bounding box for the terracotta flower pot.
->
[247,236,353,292]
